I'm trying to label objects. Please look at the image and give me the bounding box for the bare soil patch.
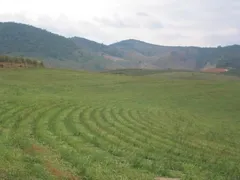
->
[24,145,79,179]
[103,55,125,61]
[45,161,79,180]
[24,144,47,154]
[0,168,8,180]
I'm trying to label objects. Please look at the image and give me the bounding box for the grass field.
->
[0,69,240,180]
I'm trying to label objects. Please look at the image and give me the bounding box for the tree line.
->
[0,55,44,67]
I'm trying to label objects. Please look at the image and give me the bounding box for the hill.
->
[0,22,120,71]
[0,22,78,59]
[109,39,240,70]
[70,37,126,58]
[70,37,106,53]
[0,68,239,179]
[0,22,240,71]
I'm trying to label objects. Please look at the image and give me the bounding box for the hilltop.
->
[0,22,240,71]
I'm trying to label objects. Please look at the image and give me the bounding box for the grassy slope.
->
[0,69,240,180]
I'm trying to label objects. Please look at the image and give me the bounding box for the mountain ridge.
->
[0,21,240,71]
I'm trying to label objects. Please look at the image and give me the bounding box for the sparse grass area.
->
[0,68,240,180]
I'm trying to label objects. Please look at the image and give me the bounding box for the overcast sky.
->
[0,0,240,46]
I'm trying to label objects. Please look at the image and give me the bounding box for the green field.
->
[0,69,240,180]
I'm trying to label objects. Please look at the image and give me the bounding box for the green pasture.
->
[0,69,239,180]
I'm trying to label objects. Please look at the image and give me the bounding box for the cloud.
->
[0,0,240,46]
[149,22,163,29]
[136,12,149,17]
[94,14,164,30]
[0,12,31,24]
[93,16,140,29]
[203,28,240,46]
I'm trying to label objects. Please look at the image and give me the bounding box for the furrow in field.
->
[30,104,91,179]
[61,105,145,158]
[10,105,39,133]
[111,108,185,154]
[115,108,172,146]
[1,103,63,179]
[0,103,27,124]
[47,105,157,180]
[82,105,193,167]
[75,106,129,155]
[111,108,197,163]
[0,105,29,134]
[114,107,227,170]
[135,109,224,157]
[90,106,143,155]
[33,104,72,146]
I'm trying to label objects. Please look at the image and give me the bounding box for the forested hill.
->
[109,39,240,69]
[0,22,118,70]
[0,22,78,59]
[0,22,240,71]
